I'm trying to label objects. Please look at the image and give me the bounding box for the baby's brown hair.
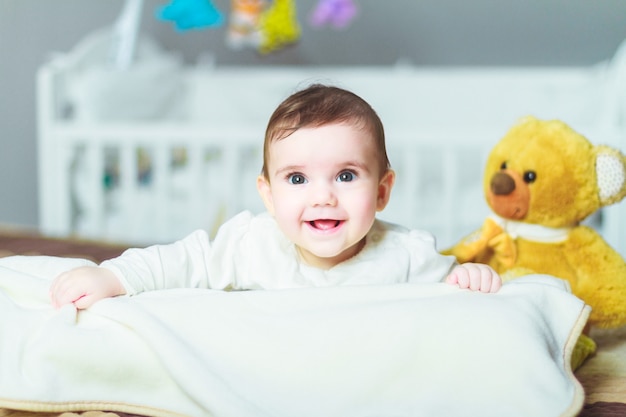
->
[261,84,390,180]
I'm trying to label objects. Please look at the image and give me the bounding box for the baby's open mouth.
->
[309,219,341,230]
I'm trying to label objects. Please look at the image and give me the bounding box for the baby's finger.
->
[455,270,471,289]
[464,265,482,291]
[72,293,94,310]
[478,266,494,293]
[488,272,503,293]
[474,265,502,293]
[53,284,87,309]
[49,271,76,305]
[444,273,459,285]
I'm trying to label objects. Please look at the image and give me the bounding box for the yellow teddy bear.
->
[446,116,626,331]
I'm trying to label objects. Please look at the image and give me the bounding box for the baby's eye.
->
[337,171,355,182]
[288,173,307,185]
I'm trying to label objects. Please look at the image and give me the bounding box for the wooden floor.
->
[0,228,129,263]
[576,326,626,414]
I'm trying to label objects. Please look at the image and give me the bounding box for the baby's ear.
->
[256,175,275,215]
[376,169,396,211]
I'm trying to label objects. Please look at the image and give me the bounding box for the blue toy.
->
[157,0,224,31]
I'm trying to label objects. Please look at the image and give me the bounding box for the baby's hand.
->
[49,266,126,309]
[445,263,502,293]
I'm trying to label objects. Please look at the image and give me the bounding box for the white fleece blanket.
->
[0,256,589,417]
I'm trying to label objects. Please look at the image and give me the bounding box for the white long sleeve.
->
[100,228,214,295]
[101,211,457,296]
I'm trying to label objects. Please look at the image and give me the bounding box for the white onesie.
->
[101,211,457,295]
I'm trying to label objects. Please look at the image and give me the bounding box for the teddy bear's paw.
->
[572,333,597,371]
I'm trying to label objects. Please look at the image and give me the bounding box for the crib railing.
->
[38,118,496,249]
[40,123,257,243]
[38,122,626,256]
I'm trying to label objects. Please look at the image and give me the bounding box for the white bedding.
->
[0,256,589,417]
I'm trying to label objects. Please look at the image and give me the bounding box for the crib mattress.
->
[0,228,623,417]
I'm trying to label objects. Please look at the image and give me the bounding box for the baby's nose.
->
[310,182,337,206]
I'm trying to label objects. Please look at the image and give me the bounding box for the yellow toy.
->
[258,0,301,54]
[446,116,626,332]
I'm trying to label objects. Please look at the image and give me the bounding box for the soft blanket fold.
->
[0,256,588,417]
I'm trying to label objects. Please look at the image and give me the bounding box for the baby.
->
[50,84,501,309]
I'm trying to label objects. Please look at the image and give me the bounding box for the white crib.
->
[37,30,626,257]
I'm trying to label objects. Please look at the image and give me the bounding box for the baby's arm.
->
[445,263,502,293]
[49,266,126,309]
[49,228,216,309]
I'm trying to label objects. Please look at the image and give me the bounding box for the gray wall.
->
[1,0,626,228]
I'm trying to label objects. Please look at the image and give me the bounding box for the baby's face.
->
[257,123,394,269]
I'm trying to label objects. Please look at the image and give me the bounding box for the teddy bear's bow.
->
[455,217,517,269]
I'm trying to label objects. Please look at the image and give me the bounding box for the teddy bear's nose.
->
[491,172,516,195]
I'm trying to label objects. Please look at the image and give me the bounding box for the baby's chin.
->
[296,240,366,268]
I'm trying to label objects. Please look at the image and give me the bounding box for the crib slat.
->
[402,144,419,229]
[222,145,241,223]
[54,142,74,235]
[153,145,170,242]
[118,142,139,241]
[441,146,458,248]
[81,141,106,239]
[187,144,206,235]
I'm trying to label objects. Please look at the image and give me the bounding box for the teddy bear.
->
[445,116,626,333]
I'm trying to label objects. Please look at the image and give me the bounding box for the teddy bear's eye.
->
[500,162,507,170]
[523,171,537,183]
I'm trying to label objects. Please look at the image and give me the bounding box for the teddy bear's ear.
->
[596,145,626,206]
